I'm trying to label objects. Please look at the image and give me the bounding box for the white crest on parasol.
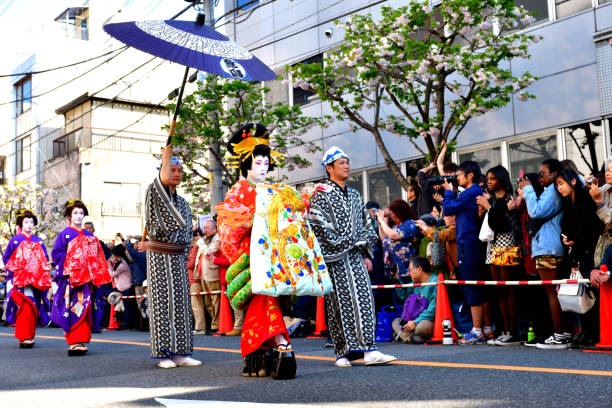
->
[135,21,253,60]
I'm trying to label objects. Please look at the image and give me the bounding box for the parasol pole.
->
[166,66,190,146]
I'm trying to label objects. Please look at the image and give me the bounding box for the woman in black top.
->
[556,169,604,275]
[476,166,521,346]
[556,169,604,346]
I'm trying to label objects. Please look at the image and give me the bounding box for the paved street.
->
[1,326,610,408]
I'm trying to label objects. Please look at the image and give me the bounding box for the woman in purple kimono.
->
[3,209,51,348]
[51,200,111,356]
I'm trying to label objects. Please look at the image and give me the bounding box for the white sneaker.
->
[171,355,202,367]
[364,350,397,365]
[157,358,177,369]
[334,357,351,367]
[492,332,511,346]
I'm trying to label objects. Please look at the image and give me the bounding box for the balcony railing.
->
[101,201,142,216]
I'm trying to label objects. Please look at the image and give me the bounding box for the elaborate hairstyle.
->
[227,123,281,178]
[458,161,481,184]
[486,165,513,195]
[16,209,38,228]
[388,199,417,223]
[63,199,89,218]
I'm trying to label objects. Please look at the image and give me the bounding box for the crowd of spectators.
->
[366,151,610,349]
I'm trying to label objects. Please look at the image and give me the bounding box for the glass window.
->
[555,0,592,19]
[14,76,31,116]
[458,146,502,175]
[517,0,549,24]
[16,135,31,173]
[508,134,557,179]
[564,121,605,175]
[367,168,403,208]
[292,54,322,106]
[346,173,364,197]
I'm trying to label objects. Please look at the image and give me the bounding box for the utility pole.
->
[204,0,225,215]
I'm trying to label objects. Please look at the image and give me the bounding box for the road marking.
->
[2,332,611,377]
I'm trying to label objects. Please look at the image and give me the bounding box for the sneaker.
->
[536,334,570,349]
[486,332,502,345]
[192,330,207,335]
[495,334,521,346]
[524,335,545,347]
[458,331,486,345]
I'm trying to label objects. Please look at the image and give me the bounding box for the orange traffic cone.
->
[218,288,234,335]
[312,297,327,336]
[430,273,457,343]
[106,305,120,331]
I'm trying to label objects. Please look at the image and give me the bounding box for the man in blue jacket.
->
[442,161,489,344]
[519,158,567,349]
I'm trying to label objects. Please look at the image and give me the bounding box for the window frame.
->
[14,75,32,117]
[16,135,31,174]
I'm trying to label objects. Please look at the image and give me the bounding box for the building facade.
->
[223,0,612,207]
[1,0,211,239]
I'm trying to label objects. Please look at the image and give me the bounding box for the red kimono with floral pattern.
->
[63,233,112,288]
[216,179,288,357]
[6,239,51,291]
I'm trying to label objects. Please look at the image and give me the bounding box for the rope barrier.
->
[119,279,591,299]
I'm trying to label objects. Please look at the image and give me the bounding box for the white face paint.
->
[71,208,85,229]
[246,155,269,183]
[22,218,35,235]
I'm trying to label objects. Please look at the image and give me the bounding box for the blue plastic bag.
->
[375,305,402,342]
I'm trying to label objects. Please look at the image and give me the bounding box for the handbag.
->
[491,246,521,266]
[428,230,446,268]
[479,212,494,242]
[557,270,596,314]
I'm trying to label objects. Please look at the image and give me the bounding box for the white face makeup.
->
[246,155,269,183]
[71,207,85,228]
[22,218,35,234]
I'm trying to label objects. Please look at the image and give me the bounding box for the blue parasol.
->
[103,19,275,82]
[103,14,276,144]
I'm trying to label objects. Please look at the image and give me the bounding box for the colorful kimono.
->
[144,175,193,358]
[216,179,289,357]
[51,227,110,345]
[308,181,379,360]
[3,234,51,342]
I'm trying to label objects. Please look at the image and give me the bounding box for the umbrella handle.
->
[166,120,176,146]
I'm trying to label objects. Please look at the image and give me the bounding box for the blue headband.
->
[322,146,349,166]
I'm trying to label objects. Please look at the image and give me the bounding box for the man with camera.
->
[441,161,488,345]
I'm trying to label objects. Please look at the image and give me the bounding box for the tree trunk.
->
[370,128,410,192]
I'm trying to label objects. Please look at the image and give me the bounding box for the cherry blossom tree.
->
[288,0,541,191]
[0,182,65,250]
[169,75,323,212]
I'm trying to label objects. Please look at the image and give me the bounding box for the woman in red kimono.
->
[51,200,111,356]
[216,123,295,379]
[3,209,51,348]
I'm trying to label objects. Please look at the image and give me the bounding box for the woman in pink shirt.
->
[109,245,137,329]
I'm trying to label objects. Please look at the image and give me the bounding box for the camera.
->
[193,228,204,237]
[324,28,333,38]
[427,175,457,186]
